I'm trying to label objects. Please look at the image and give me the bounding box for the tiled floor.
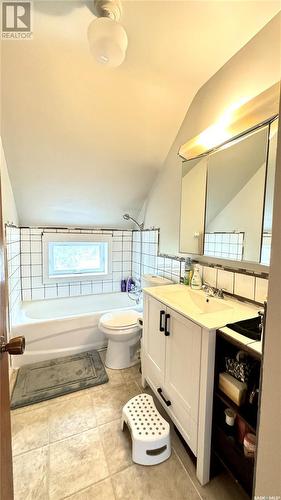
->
[11,351,248,500]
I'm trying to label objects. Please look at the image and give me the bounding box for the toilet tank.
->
[142,274,173,288]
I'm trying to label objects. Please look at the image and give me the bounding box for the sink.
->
[226,316,262,340]
[189,292,233,314]
[158,287,233,315]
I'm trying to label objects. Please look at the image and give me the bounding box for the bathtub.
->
[11,292,142,368]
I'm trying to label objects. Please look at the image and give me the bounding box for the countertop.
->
[218,326,262,357]
[143,284,260,331]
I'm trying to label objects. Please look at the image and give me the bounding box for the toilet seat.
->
[99,310,141,331]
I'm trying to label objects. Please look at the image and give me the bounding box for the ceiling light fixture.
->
[88,0,128,68]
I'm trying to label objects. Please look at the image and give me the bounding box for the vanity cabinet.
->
[142,285,259,486]
[142,294,202,455]
[143,295,166,387]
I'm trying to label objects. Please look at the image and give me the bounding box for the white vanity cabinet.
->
[142,285,259,486]
[142,294,202,456]
[143,295,166,388]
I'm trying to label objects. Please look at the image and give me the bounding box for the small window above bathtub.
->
[42,234,112,284]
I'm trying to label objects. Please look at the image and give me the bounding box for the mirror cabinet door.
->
[180,157,207,254]
[261,118,279,265]
[204,125,269,263]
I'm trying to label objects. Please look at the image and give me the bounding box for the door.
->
[0,184,13,499]
[0,181,25,500]
[165,307,202,453]
[143,294,167,387]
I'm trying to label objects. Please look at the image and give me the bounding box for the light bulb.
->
[87,17,128,68]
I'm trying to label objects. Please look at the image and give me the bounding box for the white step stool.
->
[121,393,171,465]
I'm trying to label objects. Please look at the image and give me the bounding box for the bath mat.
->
[11,350,108,409]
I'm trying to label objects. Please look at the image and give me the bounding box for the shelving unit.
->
[212,331,262,498]
[215,389,257,432]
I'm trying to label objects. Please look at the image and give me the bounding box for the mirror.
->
[261,118,278,265]
[180,118,279,265]
[204,125,269,263]
[180,157,207,254]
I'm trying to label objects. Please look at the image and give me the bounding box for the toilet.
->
[99,310,142,369]
[99,274,173,370]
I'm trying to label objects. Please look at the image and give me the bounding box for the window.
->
[43,234,112,283]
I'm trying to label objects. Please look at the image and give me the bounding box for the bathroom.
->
[0,2,280,499]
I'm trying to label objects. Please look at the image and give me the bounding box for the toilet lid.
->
[99,310,142,330]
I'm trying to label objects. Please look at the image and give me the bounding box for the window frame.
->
[42,233,112,284]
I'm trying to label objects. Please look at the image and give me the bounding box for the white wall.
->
[143,14,281,256]
[254,89,281,497]
[0,137,18,225]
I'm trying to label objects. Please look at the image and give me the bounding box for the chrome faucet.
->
[258,309,265,335]
[202,283,225,299]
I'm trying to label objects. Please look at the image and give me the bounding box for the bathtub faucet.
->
[127,279,142,305]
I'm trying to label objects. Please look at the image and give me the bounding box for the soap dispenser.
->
[184,258,192,286]
[191,265,202,290]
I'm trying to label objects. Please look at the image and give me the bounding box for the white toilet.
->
[99,274,173,370]
[99,310,142,369]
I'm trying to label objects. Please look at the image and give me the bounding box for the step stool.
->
[121,393,171,465]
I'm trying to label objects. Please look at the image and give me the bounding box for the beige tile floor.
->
[11,351,248,500]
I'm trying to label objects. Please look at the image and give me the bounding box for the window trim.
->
[42,233,112,284]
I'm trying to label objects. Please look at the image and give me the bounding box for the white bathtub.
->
[12,293,142,368]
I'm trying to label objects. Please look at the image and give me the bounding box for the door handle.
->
[157,387,171,407]
[164,313,170,336]
[159,310,165,332]
[0,336,25,355]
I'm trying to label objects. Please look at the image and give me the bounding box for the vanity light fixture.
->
[197,123,231,150]
[88,0,128,68]
[197,97,250,150]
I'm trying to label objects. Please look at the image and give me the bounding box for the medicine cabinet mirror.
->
[179,117,279,266]
[261,118,278,265]
[179,157,207,254]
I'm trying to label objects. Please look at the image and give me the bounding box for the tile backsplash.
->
[216,269,234,294]
[20,227,133,301]
[132,230,185,284]
[234,273,256,300]
[6,226,133,307]
[5,226,269,328]
[132,230,268,304]
[199,264,268,303]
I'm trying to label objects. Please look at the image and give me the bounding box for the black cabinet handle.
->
[159,310,165,332]
[164,313,170,336]
[157,387,171,407]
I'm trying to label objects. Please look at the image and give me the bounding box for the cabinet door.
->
[165,307,202,448]
[143,294,166,387]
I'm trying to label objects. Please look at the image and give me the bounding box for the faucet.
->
[202,283,225,299]
[258,309,265,335]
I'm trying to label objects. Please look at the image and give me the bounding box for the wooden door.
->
[0,180,13,499]
[143,294,166,387]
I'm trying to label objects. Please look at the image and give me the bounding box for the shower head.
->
[122,213,144,230]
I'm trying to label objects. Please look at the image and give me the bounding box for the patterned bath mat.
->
[11,350,108,409]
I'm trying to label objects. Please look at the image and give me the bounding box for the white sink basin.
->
[158,287,232,314]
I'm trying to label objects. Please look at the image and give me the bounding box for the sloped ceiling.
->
[1,1,280,228]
